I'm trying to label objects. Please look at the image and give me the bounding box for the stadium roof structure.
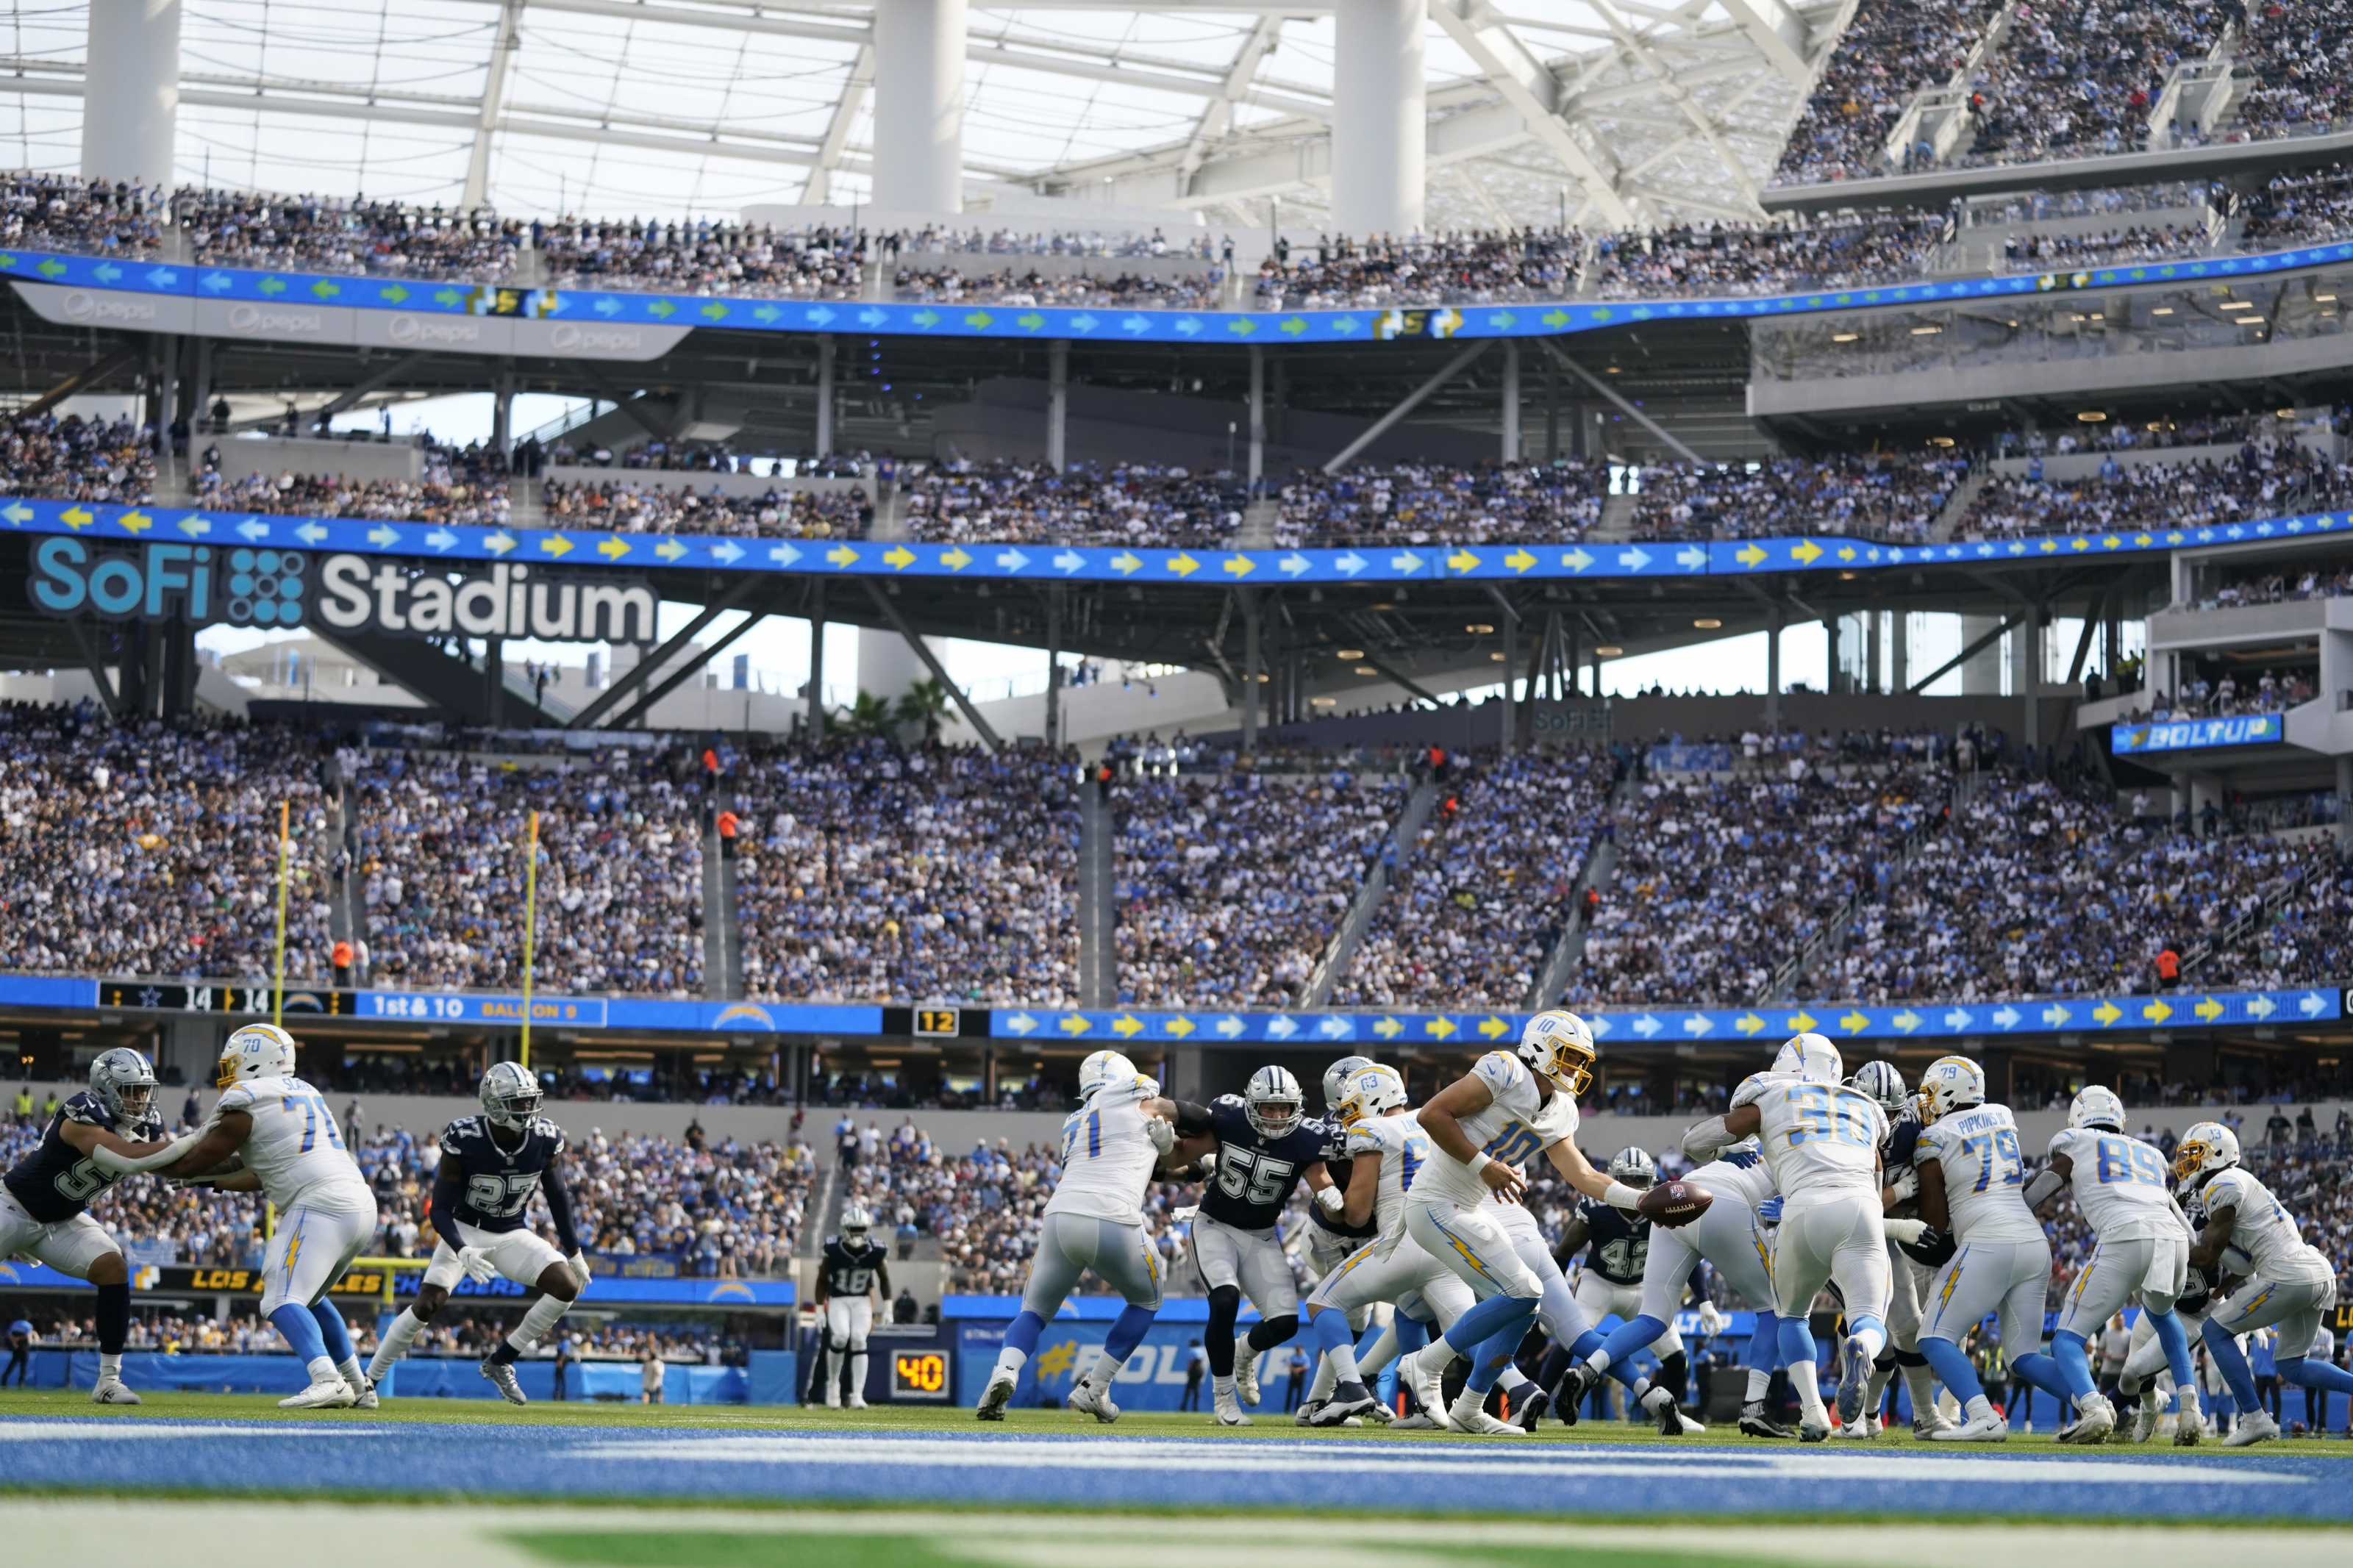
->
[0,0,1849,229]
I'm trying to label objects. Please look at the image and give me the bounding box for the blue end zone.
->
[1,1419,2348,1519]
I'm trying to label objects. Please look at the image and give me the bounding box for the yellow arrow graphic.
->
[1168,554,1200,578]
[884,545,917,570]
[1057,1014,1092,1035]
[118,511,152,534]
[1735,543,1768,568]
[540,536,573,556]
[1504,548,1537,573]
[596,537,631,560]
[2142,1000,2172,1024]
[1790,540,1824,566]
[1446,550,1479,573]
[1110,552,1143,576]
[826,545,859,567]
[2193,996,2225,1022]
[2092,1000,2124,1025]
[1163,1017,1195,1038]
[1374,1017,1404,1038]
[1787,1012,1817,1034]
[1112,1014,1144,1038]
[940,547,972,571]
[1221,554,1254,578]
[60,506,93,529]
[1478,1016,1510,1038]
[1736,1013,1766,1036]
[1424,1017,1458,1039]
[1840,1011,1869,1034]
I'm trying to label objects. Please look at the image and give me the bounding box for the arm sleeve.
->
[1171,1100,1215,1136]
[1681,1116,1734,1162]
[2022,1167,2065,1210]
[90,1131,201,1175]
[541,1160,582,1256]
[429,1169,468,1253]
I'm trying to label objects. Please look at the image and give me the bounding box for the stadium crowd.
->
[734,739,1080,1006]
[1565,735,1953,1009]
[1629,451,1967,543]
[538,478,868,539]
[901,462,1247,548]
[1332,749,1615,1009]
[0,411,155,506]
[1271,461,1606,548]
[1773,0,2001,184]
[1113,767,1410,1009]
[351,746,707,995]
[891,263,1221,309]
[1960,0,2221,168]
[193,443,512,528]
[1959,438,2353,540]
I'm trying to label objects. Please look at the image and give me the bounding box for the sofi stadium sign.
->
[29,539,656,643]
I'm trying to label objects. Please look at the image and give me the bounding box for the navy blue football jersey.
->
[1198,1095,1337,1231]
[1309,1151,1378,1241]
[1573,1195,1652,1285]
[2,1092,160,1224]
[1883,1111,1925,1217]
[438,1114,565,1234]
[821,1234,885,1297]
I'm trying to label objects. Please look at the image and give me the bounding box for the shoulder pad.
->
[1343,1123,1382,1156]
[2046,1127,2079,1159]
[1211,1093,1245,1109]
[2199,1169,2244,1205]
[1729,1073,1779,1110]
[62,1092,108,1127]
[1914,1122,1948,1155]
[215,1082,257,1114]
[532,1116,568,1149]
[824,1234,843,1250]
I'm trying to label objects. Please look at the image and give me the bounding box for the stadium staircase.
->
[1880,1,2021,173]
[1235,498,1280,549]
[2180,858,2310,981]
[1077,776,1115,1007]
[866,486,910,541]
[1927,468,1988,542]
[703,782,741,1002]
[1525,774,1637,1008]
[1298,777,1442,1007]
[1591,493,1639,542]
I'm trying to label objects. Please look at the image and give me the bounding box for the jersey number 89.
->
[2093,1136,2168,1187]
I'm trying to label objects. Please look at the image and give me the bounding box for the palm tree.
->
[895,676,951,741]
[839,689,897,736]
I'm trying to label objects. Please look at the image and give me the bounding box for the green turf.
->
[511,1530,1755,1568]
[7,1387,2352,1453]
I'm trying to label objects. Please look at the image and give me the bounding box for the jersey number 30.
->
[1785,1085,1875,1148]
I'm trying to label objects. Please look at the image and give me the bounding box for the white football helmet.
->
[1607,1147,1657,1189]
[1518,1010,1598,1095]
[1078,1050,1142,1101]
[1336,1064,1407,1125]
[1847,1059,1907,1117]
[217,1022,297,1088]
[2068,1085,2127,1134]
[1243,1064,1304,1139]
[840,1204,872,1241]
[1771,1032,1843,1086]
[1322,1055,1375,1114]
[479,1060,543,1128]
[1915,1056,1985,1125]
[2173,1120,2240,1184]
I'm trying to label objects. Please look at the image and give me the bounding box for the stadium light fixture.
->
[1595,645,1623,656]
[1465,622,1494,634]
[1336,648,1365,659]
[1693,618,1721,629]
[1831,332,1859,343]
[1910,326,1940,335]
[2077,411,2107,423]
[1354,665,1379,677]
[1311,696,1337,708]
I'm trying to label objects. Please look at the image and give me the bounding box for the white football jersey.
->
[2046,1127,2182,1242]
[1731,1072,1884,1200]
[1045,1078,1163,1225]
[1342,1110,1432,1239]
[1415,1051,1579,1210]
[215,1075,374,1214]
[1913,1103,2041,1244]
[2195,1166,2329,1282]
[1689,1139,1779,1211]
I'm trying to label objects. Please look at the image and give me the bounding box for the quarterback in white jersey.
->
[976,1051,1183,1425]
[2177,1120,2353,1445]
[1906,1056,2071,1442]
[1688,1034,1893,1440]
[2026,1085,2196,1442]
[1399,1012,1638,1436]
[1299,1064,1474,1426]
[160,1024,381,1410]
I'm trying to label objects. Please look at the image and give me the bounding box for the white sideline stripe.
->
[0,1421,385,1440]
[563,1433,2303,1485]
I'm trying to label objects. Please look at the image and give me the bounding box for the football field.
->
[6,1391,2353,1546]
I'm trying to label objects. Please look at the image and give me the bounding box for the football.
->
[1636,1178,1713,1228]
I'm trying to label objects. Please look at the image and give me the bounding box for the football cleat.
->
[1640,1388,1689,1436]
[1361,1397,1393,1425]
[1514,1384,1554,1431]
[1834,1333,1874,1426]
[1293,1398,1323,1427]
[1929,1410,2009,1442]
[1446,1403,1525,1436]
[348,1372,379,1411]
[2224,1410,2279,1447]
[2174,1411,2204,1446]
[1739,1403,1795,1439]
[1232,1337,1262,1406]
[280,1376,357,1411]
[90,1378,141,1406]
[2130,1397,2161,1444]
[1556,1361,1600,1424]
[1911,1403,1954,1437]
[1798,1416,1834,1442]
[847,1393,869,1410]
[1313,1390,1377,1427]
[479,1356,527,1406]
[975,1368,1015,1422]
[1832,1414,1879,1439]
[1068,1377,1120,1424]
[2057,1391,2115,1444]
[1211,1387,1252,1427]
[1391,1409,1444,1430]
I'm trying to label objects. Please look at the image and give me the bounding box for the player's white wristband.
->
[1468,1152,1494,1178]
[1602,1180,1645,1211]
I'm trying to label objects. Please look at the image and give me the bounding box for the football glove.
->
[1882,1218,1928,1245]
[1145,1114,1177,1156]
[1696,1301,1728,1336]
[1754,1195,1784,1225]
[455,1246,499,1284]
[1885,1165,1920,1203]
[567,1252,592,1289]
[1315,1186,1346,1215]
[1896,1222,1958,1268]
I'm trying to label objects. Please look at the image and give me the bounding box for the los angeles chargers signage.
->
[29,539,657,644]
